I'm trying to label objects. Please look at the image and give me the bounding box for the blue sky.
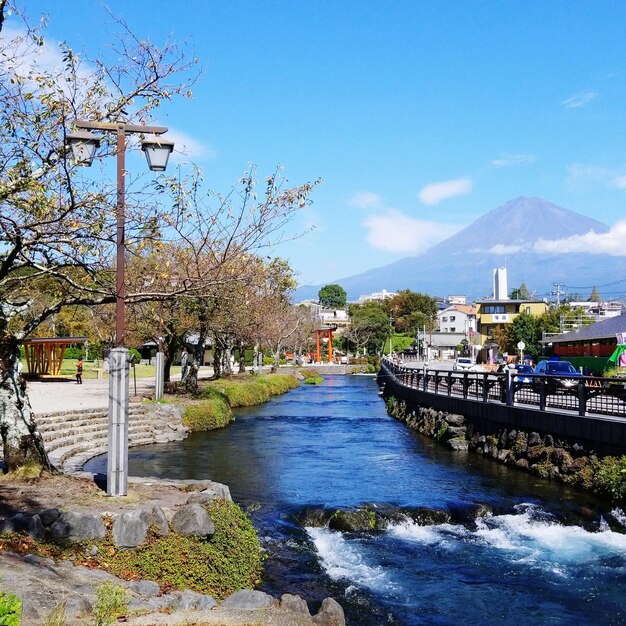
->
[12,1,626,289]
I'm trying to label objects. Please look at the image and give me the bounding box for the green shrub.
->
[182,393,233,432]
[0,591,21,626]
[594,456,626,503]
[352,364,377,374]
[368,355,381,371]
[93,582,128,626]
[304,377,324,385]
[199,374,299,408]
[103,500,263,601]
[435,422,448,441]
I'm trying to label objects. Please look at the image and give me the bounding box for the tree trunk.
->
[238,341,246,374]
[184,355,199,394]
[0,332,53,471]
[223,340,233,377]
[252,342,260,374]
[212,342,223,379]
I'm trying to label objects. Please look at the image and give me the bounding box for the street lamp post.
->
[67,121,174,496]
[388,316,394,356]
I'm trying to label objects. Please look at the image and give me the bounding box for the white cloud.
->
[362,209,461,254]
[562,91,597,109]
[490,154,536,168]
[567,163,611,181]
[418,178,473,205]
[487,244,526,255]
[482,223,626,257]
[612,175,626,189]
[534,222,626,256]
[347,191,382,209]
[166,127,215,161]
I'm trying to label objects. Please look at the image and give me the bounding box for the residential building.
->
[476,267,548,353]
[541,313,626,372]
[358,289,397,303]
[447,295,467,305]
[437,305,477,334]
[299,301,350,328]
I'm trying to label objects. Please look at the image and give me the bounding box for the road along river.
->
[85,375,626,625]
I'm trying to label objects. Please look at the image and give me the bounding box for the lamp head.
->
[141,135,175,172]
[66,130,101,166]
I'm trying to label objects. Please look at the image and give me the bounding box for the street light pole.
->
[67,120,174,496]
[116,126,126,348]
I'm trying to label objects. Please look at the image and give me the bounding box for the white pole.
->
[155,351,164,400]
[107,348,129,496]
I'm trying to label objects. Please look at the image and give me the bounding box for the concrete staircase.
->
[37,403,188,473]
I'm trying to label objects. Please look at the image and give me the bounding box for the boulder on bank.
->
[49,511,106,543]
[0,513,44,542]
[170,503,215,538]
[112,509,151,548]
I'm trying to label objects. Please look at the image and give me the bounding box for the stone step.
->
[37,411,149,435]
[49,432,159,468]
[43,421,156,452]
[36,405,145,426]
[61,435,161,472]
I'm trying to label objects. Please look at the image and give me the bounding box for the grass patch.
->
[100,500,263,601]
[304,377,324,385]
[182,391,233,432]
[199,374,299,408]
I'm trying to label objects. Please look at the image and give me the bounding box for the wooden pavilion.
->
[22,337,88,376]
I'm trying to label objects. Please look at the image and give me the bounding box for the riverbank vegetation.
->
[176,374,299,431]
[0,499,263,602]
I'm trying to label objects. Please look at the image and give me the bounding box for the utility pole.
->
[552,283,565,307]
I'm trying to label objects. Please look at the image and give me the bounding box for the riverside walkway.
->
[27,367,215,415]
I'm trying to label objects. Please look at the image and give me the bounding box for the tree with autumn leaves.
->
[0,2,319,470]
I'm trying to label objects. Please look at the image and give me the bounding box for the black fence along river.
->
[85,375,626,625]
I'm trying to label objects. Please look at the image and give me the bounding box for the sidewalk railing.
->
[381,357,626,419]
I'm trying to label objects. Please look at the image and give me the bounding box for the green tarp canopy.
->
[608,344,626,366]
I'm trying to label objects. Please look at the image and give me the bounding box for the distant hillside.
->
[295,197,618,301]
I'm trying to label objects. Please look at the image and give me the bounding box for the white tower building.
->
[493,267,508,300]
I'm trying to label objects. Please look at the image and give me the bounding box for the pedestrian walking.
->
[75,357,83,384]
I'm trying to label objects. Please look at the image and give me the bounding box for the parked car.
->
[533,360,581,390]
[513,363,534,384]
[453,357,475,371]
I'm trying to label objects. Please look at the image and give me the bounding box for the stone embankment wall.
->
[385,397,598,491]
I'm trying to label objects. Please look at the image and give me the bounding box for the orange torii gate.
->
[22,337,88,376]
[315,325,337,363]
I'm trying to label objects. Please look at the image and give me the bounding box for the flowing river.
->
[85,374,626,625]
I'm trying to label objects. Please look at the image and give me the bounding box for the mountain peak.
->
[294,197,615,301]
[430,196,608,253]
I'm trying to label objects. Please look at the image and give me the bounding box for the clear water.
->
[84,375,626,625]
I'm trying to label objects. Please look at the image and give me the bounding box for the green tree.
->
[510,283,531,300]
[318,284,347,309]
[510,312,541,357]
[348,301,389,354]
[387,290,437,334]
[590,286,602,302]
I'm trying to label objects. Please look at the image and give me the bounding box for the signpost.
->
[517,340,526,363]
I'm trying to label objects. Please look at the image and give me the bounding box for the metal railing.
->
[381,357,626,419]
